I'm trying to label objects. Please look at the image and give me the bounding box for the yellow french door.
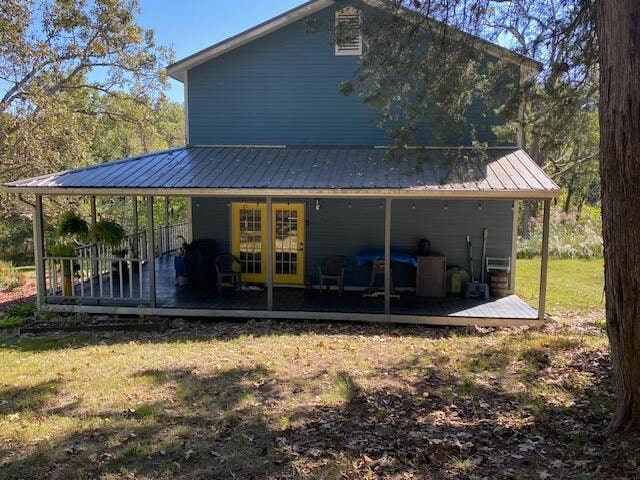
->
[231,203,305,284]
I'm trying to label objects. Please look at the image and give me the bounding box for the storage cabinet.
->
[416,256,446,297]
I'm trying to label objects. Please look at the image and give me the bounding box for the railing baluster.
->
[129,260,133,299]
[119,260,124,299]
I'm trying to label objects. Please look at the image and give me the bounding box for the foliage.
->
[47,242,77,259]
[0,302,35,328]
[89,219,126,249]
[0,0,184,256]
[518,204,603,259]
[0,261,23,293]
[56,211,89,243]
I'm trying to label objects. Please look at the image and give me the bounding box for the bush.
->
[518,206,603,259]
[0,261,24,292]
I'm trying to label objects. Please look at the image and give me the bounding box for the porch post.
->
[146,196,156,308]
[90,195,98,277]
[163,196,170,255]
[33,195,46,307]
[384,198,392,318]
[510,200,519,293]
[132,196,139,258]
[538,199,551,320]
[266,196,273,311]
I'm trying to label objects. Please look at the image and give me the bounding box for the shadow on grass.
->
[1,341,634,480]
[0,317,504,354]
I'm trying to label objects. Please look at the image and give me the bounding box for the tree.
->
[597,0,640,434]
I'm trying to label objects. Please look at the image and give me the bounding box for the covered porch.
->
[3,146,559,326]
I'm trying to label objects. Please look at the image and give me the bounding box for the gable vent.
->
[335,7,362,56]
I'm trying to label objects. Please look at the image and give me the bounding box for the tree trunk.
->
[598,0,640,434]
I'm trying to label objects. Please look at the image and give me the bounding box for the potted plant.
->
[56,211,89,243]
[48,241,77,296]
[89,220,128,275]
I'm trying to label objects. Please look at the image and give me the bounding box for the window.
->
[335,7,362,56]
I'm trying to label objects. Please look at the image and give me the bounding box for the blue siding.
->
[187,4,512,146]
[191,198,514,288]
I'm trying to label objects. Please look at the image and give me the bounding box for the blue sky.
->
[137,0,304,103]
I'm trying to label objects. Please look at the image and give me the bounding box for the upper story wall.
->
[186,4,516,147]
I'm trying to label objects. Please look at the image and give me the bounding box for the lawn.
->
[0,256,628,479]
[516,258,605,314]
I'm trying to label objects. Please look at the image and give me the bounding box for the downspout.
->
[15,193,35,210]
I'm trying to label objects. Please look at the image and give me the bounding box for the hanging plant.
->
[56,211,89,243]
[89,220,126,250]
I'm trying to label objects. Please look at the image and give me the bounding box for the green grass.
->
[516,258,604,313]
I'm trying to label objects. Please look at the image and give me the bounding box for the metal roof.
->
[2,146,560,198]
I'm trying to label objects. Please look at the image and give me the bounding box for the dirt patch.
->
[0,276,36,312]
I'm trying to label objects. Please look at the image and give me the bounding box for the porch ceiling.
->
[2,146,560,199]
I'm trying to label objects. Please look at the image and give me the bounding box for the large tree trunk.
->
[598,0,640,434]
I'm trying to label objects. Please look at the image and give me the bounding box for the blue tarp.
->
[355,249,417,267]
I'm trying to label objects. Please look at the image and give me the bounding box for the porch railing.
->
[44,256,146,301]
[156,222,188,256]
[74,231,149,262]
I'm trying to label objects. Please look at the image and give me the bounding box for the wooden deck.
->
[55,254,539,322]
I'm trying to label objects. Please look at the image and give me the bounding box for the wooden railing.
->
[74,231,148,262]
[44,256,145,301]
[156,222,189,256]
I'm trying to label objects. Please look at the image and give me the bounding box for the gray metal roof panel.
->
[4,146,560,195]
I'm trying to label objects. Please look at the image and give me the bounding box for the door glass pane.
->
[275,208,298,276]
[239,208,262,275]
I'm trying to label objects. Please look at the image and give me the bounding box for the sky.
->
[137,0,304,103]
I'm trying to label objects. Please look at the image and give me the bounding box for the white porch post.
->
[90,195,98,277]
[33,195,46,307]
[266,196,273,311]
[132,196,139,258]
[538,199,551,320]
[163,196,170,255]
[384,198,392,318]
[146,196,156,308]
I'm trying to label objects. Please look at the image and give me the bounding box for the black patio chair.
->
[318,256,349,296]
[214,254,242,293]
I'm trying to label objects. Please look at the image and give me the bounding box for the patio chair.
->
[319,256,348,296]
[214,254,242,293]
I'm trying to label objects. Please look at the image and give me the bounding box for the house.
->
[2,0,559,326]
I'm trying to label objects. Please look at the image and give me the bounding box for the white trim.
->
[41,303,545,327]
[509,200,518,293]
[191,144,287,148]
[2,186,560,199]
[166,0,539,82]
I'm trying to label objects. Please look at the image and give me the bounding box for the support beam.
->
[163,196,170,255]
[90,196,97,225]
[384,198,392,317]
[146,196,156,308]
[538,199,551,320]
[510,200,519,293]
[90,196,98,277]
[132,196,139,258]
[33,195,46,307]
[266,196,273,311]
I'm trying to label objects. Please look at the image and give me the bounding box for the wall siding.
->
[187,4,512,146]
[191,197,514,288]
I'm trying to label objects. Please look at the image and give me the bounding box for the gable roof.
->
[2,146,559,199]
[166,0,540,82]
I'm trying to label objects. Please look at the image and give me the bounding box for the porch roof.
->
[3,146,559,199]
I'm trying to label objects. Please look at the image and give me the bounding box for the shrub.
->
[0,261,23,292]
[518,206,603,259]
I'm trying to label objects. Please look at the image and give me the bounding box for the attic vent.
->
[335,7,362,56]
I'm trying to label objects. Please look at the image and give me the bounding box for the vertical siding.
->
[187,4,512,146]
[191,197,514,288]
